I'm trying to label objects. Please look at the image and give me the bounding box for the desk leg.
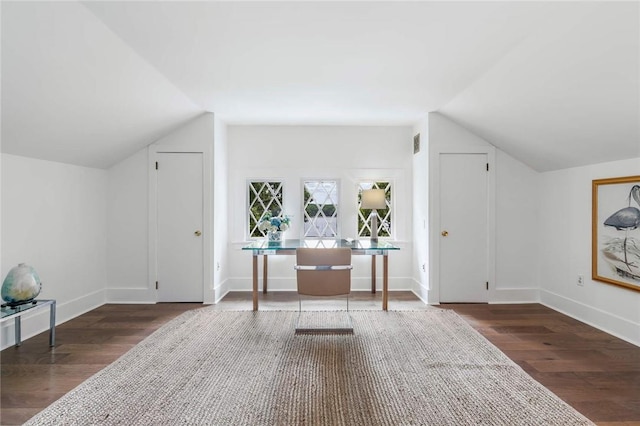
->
[49,300,56,347]
[14,316,22,347]
[383,254,389,311]
[263,255,268,294]
[253,255,258,311]
[371,255,376,293]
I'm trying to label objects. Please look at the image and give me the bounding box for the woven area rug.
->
[26,309,593,425]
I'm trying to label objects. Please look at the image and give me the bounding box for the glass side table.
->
[0,299,56,347]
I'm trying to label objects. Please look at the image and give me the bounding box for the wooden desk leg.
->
[253,255,258,311]
[371,255,376,293]
[383,254,389,311]
[263,255,268,294]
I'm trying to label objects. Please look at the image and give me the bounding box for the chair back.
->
[295,248,352,296]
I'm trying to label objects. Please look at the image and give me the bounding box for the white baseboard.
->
[213,278,230,304]
[105,287,156,303]
[1,289,105,350]
[491,287,540,304]
[540,289,640,347]
[410,278,432,304]
[107,284,226,305]
[408,280,539,305]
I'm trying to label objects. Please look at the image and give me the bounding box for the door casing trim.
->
[148,147,213,304]
[429,145,496,304]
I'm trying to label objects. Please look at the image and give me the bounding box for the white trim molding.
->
[106,288,156,304]
[148,147,214,304]
[541,289,640,347]
[429,144,496,304]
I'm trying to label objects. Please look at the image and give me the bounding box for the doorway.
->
[156,152,204,302]
[439,153,489,303]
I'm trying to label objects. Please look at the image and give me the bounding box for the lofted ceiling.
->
[1,1,638,171]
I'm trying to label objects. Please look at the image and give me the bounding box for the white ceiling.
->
[2,1,638,171]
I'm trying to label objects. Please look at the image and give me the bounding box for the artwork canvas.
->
[592,175,640,292]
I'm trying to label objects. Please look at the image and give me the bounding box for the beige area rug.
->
[26,310,594,425]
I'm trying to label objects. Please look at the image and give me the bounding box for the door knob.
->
[441,230,448,237]
[194,230,202,236]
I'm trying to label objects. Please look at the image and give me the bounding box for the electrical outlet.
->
[577,275,584,286]
[421,263,426,272]
[216,262,220,271]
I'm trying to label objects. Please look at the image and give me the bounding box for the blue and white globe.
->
[2,263,42,306]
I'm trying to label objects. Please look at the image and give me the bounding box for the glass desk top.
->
[242,238,400,252]
[1,299,55,319]
[1,299,56,347]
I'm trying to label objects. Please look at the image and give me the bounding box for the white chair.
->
[294,247,353,334]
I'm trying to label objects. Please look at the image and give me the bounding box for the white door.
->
[156,152,204,302]
[439,153,488,303]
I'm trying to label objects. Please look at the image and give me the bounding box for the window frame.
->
[357,180,393,239]
[246,180,285,239]
[301,178,341,239]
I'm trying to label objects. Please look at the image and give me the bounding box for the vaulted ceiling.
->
[2,1,638,171]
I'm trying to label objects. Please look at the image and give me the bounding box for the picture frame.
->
[592,175,640,292]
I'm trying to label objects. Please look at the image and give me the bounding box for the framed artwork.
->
[592,175,640,292]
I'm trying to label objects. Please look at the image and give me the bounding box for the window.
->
[248,181,284,238]
[303,180,339,238]
[358,181,392,238]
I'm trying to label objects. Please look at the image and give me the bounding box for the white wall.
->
[412,117,429,302]
[106,148,149,301]
[213,116,229,302]
[494,149,540,301]
[539,157,640,345]
[106,113,216,303]
[1,154,107,349]
[428,112,639,344]
[7,110,634,350]
[227,125,414,292]
[428,112,539,303]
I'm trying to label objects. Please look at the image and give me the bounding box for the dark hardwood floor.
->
[438,303,640,426]
[1,293,639,425]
